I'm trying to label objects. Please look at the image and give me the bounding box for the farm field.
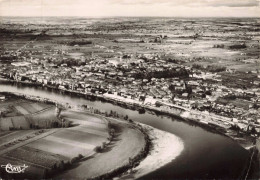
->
[26,107,59,128]
[3,146,69,168]
[50,130,106,146]
[26,110,109,158]
[61,110,106,124]
[11,116,29,129]
[55,120,146,179]
[0,95,58,130]
[15,102,51,114]
[0,104,22,117]
[0,130,35,146]
[13,101,53,115]
[0,129,58,155]
[0,109,110,179]
[0,117,14,130]
[0,107,58,130]
[0,130,13,137]
[26,138,93,158]
[0,94,146,179]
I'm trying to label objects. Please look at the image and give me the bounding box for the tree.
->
[155,101,162,107]
[55,105,61,118]
[52,163,57,170]
[101,142,106,149]
[128,119,133,123]
[51,121,59,128]
[186,85,192,95]
[110,110,113,116]
[42,169,48,178]
[94,146,102,153]
[251,127,257,134]
[205,90,211,95]
[78,154,84,159]
[58,161,65,170]
[70,157,78,164]
[110,128,115,136]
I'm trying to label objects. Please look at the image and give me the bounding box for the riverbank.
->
[240,144,260,180]
[1,79,256,137]
[1,79,256,149]
[40,108,183,179]
[118,123,184,179]
[0,89,253,146]
[0,91,185,179]
[0,80,228,123]
[0,82,252,179]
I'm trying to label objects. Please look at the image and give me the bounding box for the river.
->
[0,82,249,179]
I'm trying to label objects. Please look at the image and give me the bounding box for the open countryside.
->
[0,93,151,179]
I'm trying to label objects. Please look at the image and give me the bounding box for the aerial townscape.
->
[0,11,260,180]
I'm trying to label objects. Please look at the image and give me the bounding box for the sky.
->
[0,0,259,17]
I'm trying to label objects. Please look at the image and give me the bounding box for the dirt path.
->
[0,129,60,155]
[0,130,35,146]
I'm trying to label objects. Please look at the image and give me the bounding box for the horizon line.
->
[0,15,259,18]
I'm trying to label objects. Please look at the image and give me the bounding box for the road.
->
[0,129,60,155]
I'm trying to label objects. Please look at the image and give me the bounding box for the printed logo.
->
[1,163,28,173]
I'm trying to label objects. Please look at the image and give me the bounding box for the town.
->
[1,18,260,140]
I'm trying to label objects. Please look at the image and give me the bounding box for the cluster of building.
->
[0,20,259,136]
[1,50,260,135]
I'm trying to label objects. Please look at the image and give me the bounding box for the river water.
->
[0,82,249,179]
